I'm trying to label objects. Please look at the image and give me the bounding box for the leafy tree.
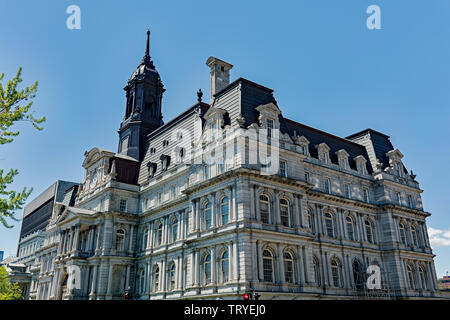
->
[0,265,22,300]
[0,67,45,228]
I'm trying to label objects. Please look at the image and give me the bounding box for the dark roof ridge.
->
[213,77,274,99]
[145,101,209,140]
[283,118,367,150]
[346,128,391,140]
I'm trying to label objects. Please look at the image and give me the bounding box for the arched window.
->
[399,221,407,245]
[365,219,375,244]
[407,264,416,289]
[262,249,274,283]
[168,263,176,291]
[308,209,315,234]
[155,222,163,246]
[115,229,125,251]
[346,216,355,241]
[284,251,295,283]
[419,265,427,290]
[259,195,271,224]
[352,259,364,289]
[219,250,229,283]
[325,212,336,238]
[138,268,145,294]
[152,265,160,292]
[411,224,418,247]
[313,256,321,287]
[221,197,229,225]
[331,258,342,287]
[171,217,178,243]
[280,199,292,227]
[142,228,148,251]
[202,254,211,285]
[203,202,212,229]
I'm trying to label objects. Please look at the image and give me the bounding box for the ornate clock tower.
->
[118,30,165,161]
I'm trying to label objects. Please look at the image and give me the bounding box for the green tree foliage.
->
[0,67,45,228]
[0,265,22,300]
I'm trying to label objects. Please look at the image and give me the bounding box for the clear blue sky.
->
[1,0,449,277]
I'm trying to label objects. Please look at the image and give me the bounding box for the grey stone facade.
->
[16,31,439,300]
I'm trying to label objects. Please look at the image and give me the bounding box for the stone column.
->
[189,200,195,233]
[106,264,114,297]
[128,225,134,254]
[274,190,281,225]
[233,240,239,281]
[195,200,201,231]
[148,222,154,249]
[95,225,103,254]
[211,193,216,228]
[232,185,237,222]
[161,216,169,244]
[297,246,305,285]
[146,262,151,294]
[255,187,261,222]
[227,242,233,282]
[277,243,285,284]
[211,247,216,285]
[125,265,131,291]
[249,184,255,221]
[89,265,98,298]
[72,225,80,253]
[194,250,200,286]
[257,240,263,281]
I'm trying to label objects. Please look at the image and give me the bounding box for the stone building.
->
[16,30,439,300]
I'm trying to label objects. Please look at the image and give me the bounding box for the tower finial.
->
[145,29,150,57]
[140,29,154,68]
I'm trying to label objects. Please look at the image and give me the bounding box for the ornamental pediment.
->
[82,147,115,169]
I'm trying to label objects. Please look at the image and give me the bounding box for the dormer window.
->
[294,135,310,156]
[354,155,368,175]
[336,149,350,170]
[280,160,287,178]
[267,119,274,138]
[211,122,218,141]
[316,143,331,165]
[147,162,157,178]
[386,149,405,177]
[160,155,170,171]
[396,162,403,177]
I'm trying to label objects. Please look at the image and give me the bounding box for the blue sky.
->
[1,0,450,277]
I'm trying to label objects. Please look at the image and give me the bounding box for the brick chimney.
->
[206,56,233,101]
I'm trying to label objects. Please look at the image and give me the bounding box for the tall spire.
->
[140,29,155,69]
[145,29,150,58]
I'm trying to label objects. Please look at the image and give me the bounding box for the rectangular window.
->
[171,185,176,199]
[204,165,210,180]
[280,160,287,177]
[267,119,274,138]
[211,122,217,141]
[408,195,414,208]
[325,178,331,194]
[305,172,310,183]
[157,192,162,205]
[396,192,402,205]
[344,183,350,198]
[119,199,127,212]
[363,188,369,203]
